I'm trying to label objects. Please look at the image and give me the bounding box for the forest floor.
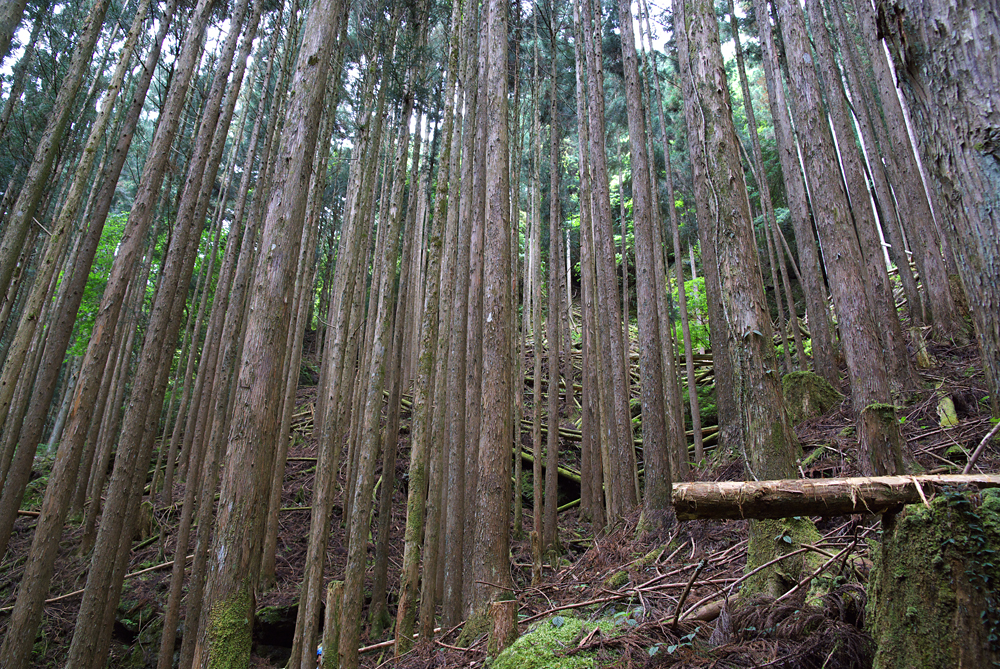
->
[1,335,996,668]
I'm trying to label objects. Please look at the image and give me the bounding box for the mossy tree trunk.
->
[872,490,1000,668]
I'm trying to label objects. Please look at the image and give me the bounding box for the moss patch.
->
[870,489,1000,668]
[206,585,253,669]
[782,371,843,424]
[743,517,823,599]
[491,616,615,669]
[456,611,490,647]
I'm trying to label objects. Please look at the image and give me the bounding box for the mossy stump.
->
[782,371,843,424]
[871,489,1000,668]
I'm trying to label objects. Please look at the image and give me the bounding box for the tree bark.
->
[877,0,1000,415]
[616,0,673,520]
[191,0,341,663]
[768,0,905,475]
[472,0,514,612]
[544,25,562,552]
[0,0,109,306]
[579,0,637,521]
[754,0,838,384]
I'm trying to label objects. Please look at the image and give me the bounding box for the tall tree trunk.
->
[572,0,603,526]
[0,0,109,303]
[637,0,703,463]
[443,0,481,623]
[191,0,341,664]
[616,0,673,520]
[0,1,179,649]
[417,14,461,635]
[544,23,563,552]
[727,0,794,373]
[877,0,1000,414]
[579,0,637,521]
[472,0,513,613]
[339,32,421,669]
[675,0,809,597]
[803,0,917,393]
[854,0,968,344]
[754,0,839,384]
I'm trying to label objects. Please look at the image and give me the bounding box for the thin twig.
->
[671,559,706,628]
[774,540,856,604]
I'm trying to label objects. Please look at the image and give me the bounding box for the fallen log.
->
[672,474,1000,521]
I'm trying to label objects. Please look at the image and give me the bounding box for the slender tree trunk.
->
[339,33,420,669]
[804,0,916,394]
[579,0,637,521]
[676,0,813,597]
[0,0,179,605]
[617,0,673,520]
[417,13,461,633]
[472,0,513,613]
[543,24,563,553]
[0,0,109,303]
[753,0,838,384]
[443,0,481,623]
[437,50,465,629]
[463,18,490,614]
[850,0,968,344]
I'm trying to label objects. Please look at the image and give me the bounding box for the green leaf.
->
[551,616,565,628]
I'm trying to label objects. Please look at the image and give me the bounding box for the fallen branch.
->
[962,420,1000,475]
[672,474,1000,520]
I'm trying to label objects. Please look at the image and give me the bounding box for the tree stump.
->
[871,489,1000,668]
[320,580,343,666]
[487,600,518,657]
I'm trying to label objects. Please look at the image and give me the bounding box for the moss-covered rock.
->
[870,489,1000,668]
[491,616,615,669]
[782,371,843,424]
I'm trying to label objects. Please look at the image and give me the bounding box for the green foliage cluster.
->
[670,276,710,353]
[68,212,128,356]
